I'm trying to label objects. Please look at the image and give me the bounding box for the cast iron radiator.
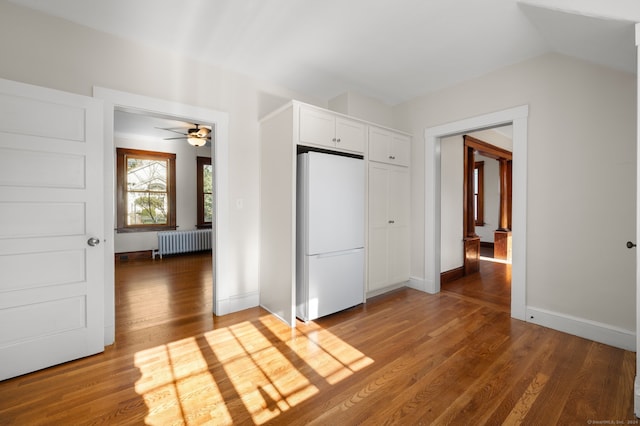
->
[153,229,212,259]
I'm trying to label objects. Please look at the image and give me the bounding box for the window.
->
[197,156,213,229]
[474,161,484,226]
[116,148,176,232]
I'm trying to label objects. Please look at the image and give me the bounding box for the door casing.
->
[93,87,230,345]
[423,105,528,321]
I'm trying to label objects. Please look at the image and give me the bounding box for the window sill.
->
[116,226,177,233]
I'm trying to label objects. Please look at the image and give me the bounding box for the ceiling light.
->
[187,135,207,146]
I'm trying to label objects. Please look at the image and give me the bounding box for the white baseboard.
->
[216,291,259,316]
[366,281,407,299]
[635,376,640,417]
[526,306,635,351]
[408,276,428,293]
[408,276,440,294]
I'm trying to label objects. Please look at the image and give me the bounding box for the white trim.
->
[92,87,232,338]
[634,22,640,419]
[366,281,408,299]
[527,306,635,351]
[408,276,431,293]
[635,377,640,418]
[218,291,260,316]
[424,105,528,321]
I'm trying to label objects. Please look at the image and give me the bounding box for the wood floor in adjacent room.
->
[0,253,635,425]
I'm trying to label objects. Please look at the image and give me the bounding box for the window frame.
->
[116,147,176,233]
[197,156,213,229]
[474,161,485,226]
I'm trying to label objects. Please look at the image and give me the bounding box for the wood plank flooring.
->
[0,253,635,425]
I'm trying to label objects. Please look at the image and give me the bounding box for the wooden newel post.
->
[498,158,510,232]
[463,137,480,274]
[495,158,512,261]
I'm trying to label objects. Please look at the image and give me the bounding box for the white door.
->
[0,78,104,380]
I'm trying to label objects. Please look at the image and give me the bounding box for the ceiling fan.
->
[159,124,211,147]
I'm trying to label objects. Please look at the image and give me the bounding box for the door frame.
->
[93,87,230,345]
[423,105,528,321]
[634,22,640,417]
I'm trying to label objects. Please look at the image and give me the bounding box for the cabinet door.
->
[368,163,389,228]
[391,133,411,167]
[335,116,365,153]
[388,226,410,284]
[368,228,390,291]
[368,163,390,291]
[367,163,410,292]
[388,166,410,227]
[368,127,391,163]
[387,166,410,283]
[369,126,411,166]
[299,106,335,148]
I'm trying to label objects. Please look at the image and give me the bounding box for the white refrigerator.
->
[296,151,365,321]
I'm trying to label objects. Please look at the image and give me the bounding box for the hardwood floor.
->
[0,253,635,425]
[441,257,512,313]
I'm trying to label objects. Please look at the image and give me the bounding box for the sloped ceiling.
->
[520,3,636,75]
[8,0,638,105]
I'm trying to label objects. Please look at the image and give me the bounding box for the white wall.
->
[395,52,636,332]
[328,90,395,128]
[0,2,323,314]
[113,136,211,253]
[440,135,463,271]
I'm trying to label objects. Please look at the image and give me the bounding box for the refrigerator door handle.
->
[315,248,363,259]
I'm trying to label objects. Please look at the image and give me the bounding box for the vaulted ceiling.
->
[9,0,638,105]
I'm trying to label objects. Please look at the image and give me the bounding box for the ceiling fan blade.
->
[156,127,187,136]
[163,137,187,140]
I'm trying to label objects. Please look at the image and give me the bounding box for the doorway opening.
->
[439,128,513,311]
[113,109,214,258]
[94,87,230,345]
[112,109,215,331]
[423,105,528,321]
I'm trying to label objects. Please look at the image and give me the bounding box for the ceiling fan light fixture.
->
[159,124,210,146]
[187,135,207,146]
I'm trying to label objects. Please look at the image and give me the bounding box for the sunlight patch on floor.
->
[134,337,230,425]
[134,317,374,425]
[480,255,511,265]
